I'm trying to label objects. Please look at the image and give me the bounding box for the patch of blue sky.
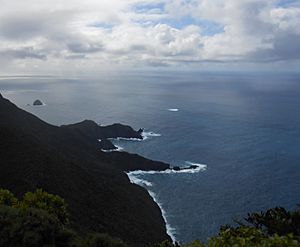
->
[87,22,114,30]
[133,2,165,14]
[164,16,224,36]
[198,19,224,36]
[277,0,300,7]
[133,15,224,36]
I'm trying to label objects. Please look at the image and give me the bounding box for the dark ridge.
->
[62,120,143,151]
[0,94,171,246]
[102,152,170,171]
[62,120,143,140]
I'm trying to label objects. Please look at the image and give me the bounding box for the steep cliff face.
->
[0,94,171,246]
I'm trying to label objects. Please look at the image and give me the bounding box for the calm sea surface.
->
[1,71,300,243]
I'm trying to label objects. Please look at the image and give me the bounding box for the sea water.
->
[1,71,300,243]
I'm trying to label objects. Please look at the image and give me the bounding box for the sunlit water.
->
[1,71,300,243]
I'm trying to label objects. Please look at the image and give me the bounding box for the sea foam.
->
[108,131,161,141]
[148,191,177,242]
[127,173,177,242]
[101,145,124,152]
[127,163,207,176]
[167,108,179,112]
[126,162,207,243]
[142,131,162,140]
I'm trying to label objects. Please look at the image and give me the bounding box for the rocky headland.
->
[0,93,170,246]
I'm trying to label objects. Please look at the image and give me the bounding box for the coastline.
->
[126,163,207,243]
[127,171,177,242]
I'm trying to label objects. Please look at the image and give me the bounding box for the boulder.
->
[33,99,43,106]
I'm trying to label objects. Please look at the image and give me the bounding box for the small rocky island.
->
[33,99,44,106]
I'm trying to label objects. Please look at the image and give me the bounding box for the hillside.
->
[0,93,171,246]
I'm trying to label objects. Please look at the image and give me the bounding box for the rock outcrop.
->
[61,120,144,151]
[33,99,43,106]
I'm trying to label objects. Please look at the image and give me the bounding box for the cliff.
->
[0,93,171,246]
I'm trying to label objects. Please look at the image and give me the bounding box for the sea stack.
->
[33,99,43,106]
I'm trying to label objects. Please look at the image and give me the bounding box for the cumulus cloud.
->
[0,0,299,73]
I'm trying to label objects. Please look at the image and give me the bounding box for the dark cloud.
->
[247,32,300,62]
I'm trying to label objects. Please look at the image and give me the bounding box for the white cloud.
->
[0,0,299,73]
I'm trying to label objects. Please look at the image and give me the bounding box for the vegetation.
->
[0,189,126,247]
[1,188,299,247]
[0,94,170,245]
[154,205,300,247]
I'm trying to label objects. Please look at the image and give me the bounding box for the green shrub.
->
[207,226,300,247]
[0,189,18,207]
[21,189,69,226]
[245,206,300,236]
[0,205,72,247]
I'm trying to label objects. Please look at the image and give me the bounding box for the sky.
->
[0,0,299,74]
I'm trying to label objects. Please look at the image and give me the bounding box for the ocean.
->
[1,71,300,243]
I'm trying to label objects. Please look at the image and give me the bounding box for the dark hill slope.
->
[0,94,171,246]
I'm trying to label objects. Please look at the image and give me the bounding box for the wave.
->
[108,131,161,141]
[127,173,153,187]
[34,103,46,107]
[142,131,161,140]
[127,164,207,176]
[101,145,123,152]
[167,108,179,112]
[110,137,143,141]
[127,173,176,242]
[148,191,177,242]
[126,161,207,242]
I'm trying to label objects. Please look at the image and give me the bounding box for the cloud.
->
[0,47,46,60]
[0,0,299,73]
[67,42,103,54]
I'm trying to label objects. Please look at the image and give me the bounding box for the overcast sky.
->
[0,0,299,74]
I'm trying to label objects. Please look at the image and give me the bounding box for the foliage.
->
[0,206,76,247]
[207,226,300,247]
[152,207,300,247]
[0,188,131,247]
[245,206,300,236]
[1,188,300,247]
[21,189,69,225]
[0,189,17,207]
[0,188,68,226]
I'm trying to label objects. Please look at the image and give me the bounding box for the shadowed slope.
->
[0,94,171,246]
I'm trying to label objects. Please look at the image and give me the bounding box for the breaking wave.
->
[101,145,123,152]
[127,173,177,242]
[167,108,179,112]
[148,191,177,242]
[126,162,207,242]
[110,137,143,141]
[127,163,207,176]
[142,131,161,140]
[108,131,161,141]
